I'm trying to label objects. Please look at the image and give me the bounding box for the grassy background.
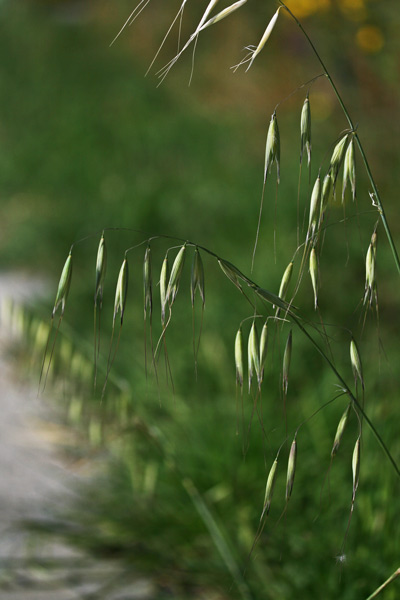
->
[2,1,400,598]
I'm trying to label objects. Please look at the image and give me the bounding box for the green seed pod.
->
[330,134,348,190]
[259,321,269,372]
[95,235,107,308]
[309,247,318,310]
[331,403,351,457]
[248,321,260,391]
[264,111,280,184]
[352,437,361,496]
[53,252,73,317]
[113,258,129,325]
[308,175,321,242]
[320,173,333,216]
[286,437,297,502]
[143,245,152,320]
[300,95,311,167]
[263,458,278,517]
[191,247,205,307]
[343,136,356,202]
[278,261,293,303]
[235,327,244,390]
[350,338,364,390]
[160,255,170,326]
[282,329,292,395]
[166,245,186,306]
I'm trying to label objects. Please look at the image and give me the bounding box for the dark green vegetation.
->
[2,1,400,598]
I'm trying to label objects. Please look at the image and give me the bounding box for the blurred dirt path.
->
[0,272,154,599]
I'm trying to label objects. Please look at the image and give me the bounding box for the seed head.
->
[352,437,361,497]
[320,173,333,217]
[309,247,318,310]
[143,245,152,320]
[113,257,129,325]
[95,235,107,308]
[300,95,311,167]
[191,247,205,307]
[350,338,364,390]
[166,245,186,306]
[286,437,297,502]
[330,134,349,190]
[264,111,280,184]
[331,403,351,457]
[278,261,293,303]
[248,321,260,391]
[160,255,170,326]
[53,252,73,318]
[262,458,278,518]
[235,327,244,390]
[343,136,356,202]
[307,175,321,243]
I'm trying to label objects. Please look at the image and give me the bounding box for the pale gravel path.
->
[0,272,155,600]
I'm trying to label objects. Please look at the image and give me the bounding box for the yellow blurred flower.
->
[286,0,331,19]
[338,0,367,21]
[356,25,384,53]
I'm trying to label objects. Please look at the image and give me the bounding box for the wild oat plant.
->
[38,2,399,599]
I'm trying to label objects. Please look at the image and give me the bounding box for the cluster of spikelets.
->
[41,0,393,569]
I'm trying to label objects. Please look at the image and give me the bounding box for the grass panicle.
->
[200,0,247,31]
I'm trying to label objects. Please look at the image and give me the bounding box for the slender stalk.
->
[278,1,400,276]
[365,567,400,600]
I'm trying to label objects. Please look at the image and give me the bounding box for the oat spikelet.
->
[262,457,278,518]
[166,245,186,306]
[286,436,297,502]
[350,337,364,390]
[264,111,280,184]
[259,321,268,374]
[278,261,293,303]
[352,437,361,497]
[143,245,152,320]
[53,252,73,318]
[200,0,247,30]
[113,258,129,325]
[282,329,292,395]
[95,235,107,308]
[307,175,321,243]
[320,173,333,218]
[343,136,356,202]
[248,321,260,391]
[330,134,349,191]
[300,95,311,167]
[160,255,170,326]
[364,232,377,306]
[309,247,318,310]
[247,7,281,71]
[331,403,351,457]
[234,327,244,391]
[191,247,205,307]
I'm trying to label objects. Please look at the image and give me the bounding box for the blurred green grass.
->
[2,1,400,599]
